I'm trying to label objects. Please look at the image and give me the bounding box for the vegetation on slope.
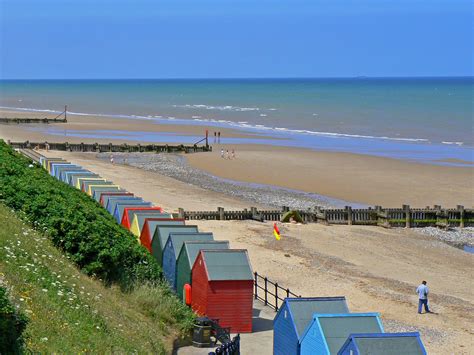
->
[0,201,193,352]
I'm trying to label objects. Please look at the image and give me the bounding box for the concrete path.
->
[175,300,275,354]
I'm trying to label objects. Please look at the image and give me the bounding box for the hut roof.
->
[183,241,230,267]
[155,225,199,250]
[279,297,349,339]
[341,332,426,355]
[306,313,383,354]
[200,249,253,281]
[168,233,214,260]
[115,202,152,218]
[106,197,144,213]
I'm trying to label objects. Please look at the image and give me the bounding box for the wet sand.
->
[1,108,472,207]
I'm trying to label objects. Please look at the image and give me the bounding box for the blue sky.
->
[0,0,472,79]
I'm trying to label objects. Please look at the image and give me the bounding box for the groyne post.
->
[403,204,411,228]
[457,205,465,228]
[345,206,353,225]
[178,208,185,219]
[218,207,225,221]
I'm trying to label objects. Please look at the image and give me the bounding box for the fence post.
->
[178,208,185,219]
[218,207,225,220]
[275,282,279,311]
[345,206,353,225]
[457,205,465,228]
[286,288,290,298]
[403,204,411,228]
[264,277,268,306]
[254,272,258,300]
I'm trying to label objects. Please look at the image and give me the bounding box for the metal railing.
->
[254,272,301,311]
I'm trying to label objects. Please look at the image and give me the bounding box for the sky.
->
[0,0,472,79]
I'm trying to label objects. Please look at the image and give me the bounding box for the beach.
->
[1,108,472,207]
[39,149,474,354]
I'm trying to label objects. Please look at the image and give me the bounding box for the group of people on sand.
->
[220,148,235,160]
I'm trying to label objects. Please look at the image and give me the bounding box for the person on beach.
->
[225,150,230,159]
[218,131,221,143]
[220,148,224,159]
[110,154,114,164]
[416,281,431,314]
[214,131,217,143]
[231,149,235,159]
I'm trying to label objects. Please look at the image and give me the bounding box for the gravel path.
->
[97,152,357,209]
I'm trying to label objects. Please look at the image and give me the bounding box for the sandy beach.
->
[39,150,474,354]
[1,109,472,207]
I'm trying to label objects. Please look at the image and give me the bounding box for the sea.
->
[0,78,472,165]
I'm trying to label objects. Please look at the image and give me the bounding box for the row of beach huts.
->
[39,156,428,354]
[39,156,254,334]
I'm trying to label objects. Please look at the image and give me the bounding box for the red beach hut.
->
[121,207,163,229]
[191,249,254,333]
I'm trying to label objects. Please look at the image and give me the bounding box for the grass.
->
[0,203,193,353]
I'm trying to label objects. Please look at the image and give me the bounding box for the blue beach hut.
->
[300,313,384,355]
[338,332,427,355]
[151,225,199,266]
[53,165,80,179]
[113,201,152,223]
[162,232,214,289]
[92,186,126,202]
[273,297,350,355]
[105,196,143,214]
[61,169,89,183]
[49,162,73,177]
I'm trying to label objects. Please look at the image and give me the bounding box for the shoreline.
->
[1,108,473,207]
[0,107,473,167]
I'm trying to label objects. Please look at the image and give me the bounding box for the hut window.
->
[284,310,287,318]
[199,260,202,265]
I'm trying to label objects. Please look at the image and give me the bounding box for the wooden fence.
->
[176,205,473,228]
[254,272,301,312]
[8,140,211,153]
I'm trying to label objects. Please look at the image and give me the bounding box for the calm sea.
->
[1,78,472,164]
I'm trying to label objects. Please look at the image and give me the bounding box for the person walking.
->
[416,281,431,314]
[214,131,217,143]
[218,131,221,143]
[220,148,224,159]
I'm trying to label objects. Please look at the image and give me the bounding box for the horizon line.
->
[1,75,473,81]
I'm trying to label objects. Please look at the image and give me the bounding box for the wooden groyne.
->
[8,140,211,153]
[176,205,473,228]
[0,106,68,124]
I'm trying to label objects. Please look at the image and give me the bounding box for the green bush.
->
[0,286,28,353]
[0,141,161,289]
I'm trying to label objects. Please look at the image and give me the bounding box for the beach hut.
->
[100,192,134,207]
[82,180,113,194]
[151,225,199,266]
[44,158,66,172]
[176,240,229,301]
[91,186,126,202]
[75,177,104,190]
[86,183,116,196]
[69,173,99,187]
[114,201,152,224]
[191,249,254,333]
[49,162,73,177]
[338,332,427,355]
[162,232,214,289]
[40,156,63,169]
[129,211,173,237]
[106,196,143,214]
[61,169,90,183]
[300,313,384,355]
[53,165,80,179]
[273,297,350,355]
[121,207,164,230]
[140,218,186,252]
